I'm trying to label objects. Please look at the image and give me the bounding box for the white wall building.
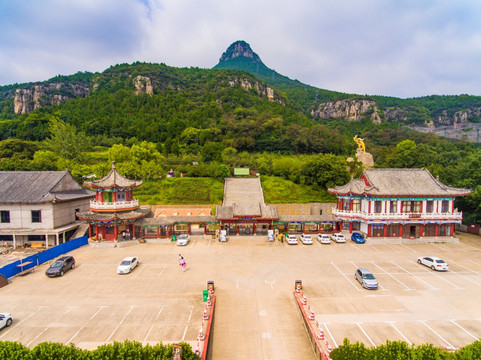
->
[0,170,94,248]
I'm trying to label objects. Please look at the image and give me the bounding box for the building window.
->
[371,224,384,237]
[352,199,360,212]
[426,201,433,213]
[28,235,45,241]
[386,224,399,237]
[1,210,10,223]
[390,200,397,214]
[424,224,436,236]
[374,201,382,214]
[342,200,351,211]
[412,201,421,213]
[441,200,450,213]
[31,210,41,223]
[439,224,451,236]
[402,201,411,213]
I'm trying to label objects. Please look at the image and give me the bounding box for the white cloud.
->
[1,0,481,97]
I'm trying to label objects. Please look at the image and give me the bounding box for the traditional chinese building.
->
[77,162,146,241]
[328,168,471,242]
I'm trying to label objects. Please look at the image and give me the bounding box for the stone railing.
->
[331,207,462,220]
[90,199,139,210]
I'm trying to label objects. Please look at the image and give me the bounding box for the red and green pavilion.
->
[77,162,146,241]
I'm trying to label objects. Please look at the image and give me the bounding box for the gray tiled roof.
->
[0,171,94,203]
[329,168,471,197]
[84,162,142,189]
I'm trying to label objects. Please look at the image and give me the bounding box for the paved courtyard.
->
[1,232,481,359]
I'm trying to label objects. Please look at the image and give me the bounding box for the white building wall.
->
[0,202,54,230]
[52,199,91,228]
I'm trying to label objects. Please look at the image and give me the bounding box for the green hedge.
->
[330,339,481,360]
[0,340,200,360]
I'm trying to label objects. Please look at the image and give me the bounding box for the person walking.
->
[178,254,186,272]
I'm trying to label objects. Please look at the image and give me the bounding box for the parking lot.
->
[1,232,481,359]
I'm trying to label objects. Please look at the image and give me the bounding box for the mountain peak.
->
[219,40,262,63]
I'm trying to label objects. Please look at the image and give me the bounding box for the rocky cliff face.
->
[227,76,283,104]
[311,99,382,123]
[133,76,154,95]
[219,40,263,64]
[14,83,89,114]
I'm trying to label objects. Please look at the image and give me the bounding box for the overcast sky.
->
[1,0,481,98]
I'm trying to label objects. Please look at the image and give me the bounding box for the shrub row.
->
[330,339,481,360]
[0,340,200,360]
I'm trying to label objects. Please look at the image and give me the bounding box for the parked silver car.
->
[355,268,378,290]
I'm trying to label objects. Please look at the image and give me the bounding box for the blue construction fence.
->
[0,235,88,279]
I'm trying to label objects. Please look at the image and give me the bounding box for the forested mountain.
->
[214,41,481,127]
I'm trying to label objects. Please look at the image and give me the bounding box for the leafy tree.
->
[108,143,132,163]
[0,139,38,159]
[31,150,60,170]
[300,153,350,188]
[44,116,91,160]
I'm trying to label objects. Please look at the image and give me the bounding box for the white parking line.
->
[181,306,194,341]
[449,270,481,288]
[370,262,414,290]
[387,321,412,345]
[398,244,417,253]
[390,261,438,290]
[106,306,135,342]
[450,260,481,276]
[67,327,83,345]
[331,261,362,291]
[90,305,108,320]
[26,327,49,347]
[322,323,337,348]
[418,265,464,290]
[450,320,479,341]
[421,320,455,349]
[143,306,164,342]
[356,322,376,347]
[383,244,402,253]
[157,263,167,277]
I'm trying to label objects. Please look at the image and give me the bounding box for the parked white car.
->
[417,256,449,271]
[176,234,189,246]
[0,313,12,329]
[285,234,298,245]
[117,256,139,274]
[330,233,346,243]
[299,234,313,245]
[316,234,331,244]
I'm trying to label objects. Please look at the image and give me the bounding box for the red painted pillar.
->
[350,200,353,211]
[95,224,99,240]
[451,223,455,236]
[349,222,353,233]
[112,191,116,202]
[367,224,371,237]
[253,223,256,235]
[419,224,424,238]
[114,225,118,241]
[435,224,439,237]
[368,201,371,214]
[88,223,92,239]
[340,199,343,211]
[399,224,403,238]
[383,225,387,237]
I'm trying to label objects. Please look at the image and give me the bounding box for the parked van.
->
[220,230,227,242]
[267,229,274,241]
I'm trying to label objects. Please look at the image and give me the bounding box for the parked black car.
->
[45,256,75,277]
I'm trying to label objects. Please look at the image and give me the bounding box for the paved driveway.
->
[1,233,481,359]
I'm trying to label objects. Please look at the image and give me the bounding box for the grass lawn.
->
[133,176,335,205]
[261,176,336,203]
[134,177,224,205]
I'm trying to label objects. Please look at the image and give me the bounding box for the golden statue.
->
[353,135,366,153]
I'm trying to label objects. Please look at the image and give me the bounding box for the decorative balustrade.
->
[90,199,139,210]
[331,207,462,220]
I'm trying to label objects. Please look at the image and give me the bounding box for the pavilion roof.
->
[84,162,142,190]
[329,168,471,197]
